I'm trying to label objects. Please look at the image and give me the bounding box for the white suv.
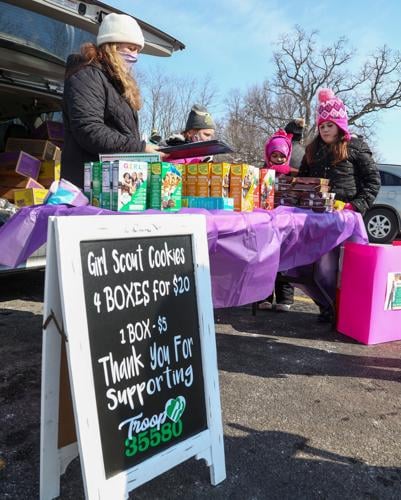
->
[364,164,401,244]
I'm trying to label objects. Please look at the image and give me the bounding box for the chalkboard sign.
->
[80,235,207,477]
[41,214,225,499]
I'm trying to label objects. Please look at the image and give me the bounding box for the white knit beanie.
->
[97,13,145,49]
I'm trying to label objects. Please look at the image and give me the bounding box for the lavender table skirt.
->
[0,205,368,308]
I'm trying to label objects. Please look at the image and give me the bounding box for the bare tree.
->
[222,26,401,163]
[138,68,217,140]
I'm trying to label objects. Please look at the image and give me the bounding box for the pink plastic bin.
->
[337,242,401,345]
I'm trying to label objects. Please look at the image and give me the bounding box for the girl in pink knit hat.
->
[299,88,380,214]
[259,129,296,312]
[264,129,297,175]
[298,88,381,322]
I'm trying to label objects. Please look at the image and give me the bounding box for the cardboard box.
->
[84,163,92,204]
[32,121,64,142]
[196,162,210,197]
[91,162,102,207]
[0,186,16,201]
[0,175,42,189]
[182,196,234,210]
[101,161,112,209]
[99,152,160,163]
[14,188,48,207]
[39,160,61,180]
[38,160,61,187]
[0,151,41,179]
[5,138,60,161]
[116,160,148,211]
[149,162,182,211]
[229,163,259,211]
[0,177,45,201]
[210,162,230,198]
[181,164,187,197]
[186,163,197,196]
[100,153,160,210]
[337,243,401,344]
[259,168,275,210]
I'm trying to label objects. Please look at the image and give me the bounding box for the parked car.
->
[0,0,184,273]
[364,164,401,244]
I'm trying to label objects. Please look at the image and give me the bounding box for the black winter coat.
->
[298,136,381,214]
[61,60,145,188]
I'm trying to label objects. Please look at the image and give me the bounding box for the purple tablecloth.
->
[0,205,368,308]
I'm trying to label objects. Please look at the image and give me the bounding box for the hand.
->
[333,200,345,210]
[145,143,169,160]
[145,143,159,154]
[344,203,354,211]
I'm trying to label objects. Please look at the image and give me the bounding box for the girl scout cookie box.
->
[259,168,275,210]
[196,162,210,197]
[117,160,148,211]
[148,162,182,211]
[210,162,230,198]
[229,163,259,211]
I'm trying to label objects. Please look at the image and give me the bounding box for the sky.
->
[107,0,401,164]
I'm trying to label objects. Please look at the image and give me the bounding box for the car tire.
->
[364,208,400,244]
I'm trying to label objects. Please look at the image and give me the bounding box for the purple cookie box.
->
[0,151,41,179]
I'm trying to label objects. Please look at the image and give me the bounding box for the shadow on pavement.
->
[0,269,45,302]
[56,421,401,499]
[215,308,401,383]
[2,306,401,498]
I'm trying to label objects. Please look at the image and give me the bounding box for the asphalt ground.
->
[1,270,401,499]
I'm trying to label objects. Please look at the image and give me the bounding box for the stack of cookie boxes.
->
[181,162,276,212]
[86,154,183,212]
[275,176,335,212]
[0,123,62,207]
[84,158,279,213]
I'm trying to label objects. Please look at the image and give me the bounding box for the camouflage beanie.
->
[184,104,216,131]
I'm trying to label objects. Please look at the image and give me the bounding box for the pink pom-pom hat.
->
[264,129,293,174]
[317,88,351,141]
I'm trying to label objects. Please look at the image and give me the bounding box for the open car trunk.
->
[0,0,184,272]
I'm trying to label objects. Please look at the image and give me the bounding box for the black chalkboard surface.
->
[80,235,207,478]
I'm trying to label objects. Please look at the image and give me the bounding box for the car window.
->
[379,171,401,186]
[0,2,95,62]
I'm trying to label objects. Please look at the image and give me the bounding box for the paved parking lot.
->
[1,271,401,499]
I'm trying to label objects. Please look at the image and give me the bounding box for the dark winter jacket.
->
[298,136,381,214]
[61,57,145,188]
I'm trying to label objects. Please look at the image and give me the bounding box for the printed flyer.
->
[384,272,401,310]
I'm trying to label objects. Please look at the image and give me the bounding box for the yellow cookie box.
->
[14,188,48,207]
[210,162,230,198]
[229,163,259,211]
[186,163,197,196]
[196,162,210,197]
[38,160,60,188]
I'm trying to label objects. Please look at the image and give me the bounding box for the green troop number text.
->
[125,420,183,457]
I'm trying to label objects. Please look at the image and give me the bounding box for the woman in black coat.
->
[298,89,380,322]
[61,13,161,189]
[298,89,380,215]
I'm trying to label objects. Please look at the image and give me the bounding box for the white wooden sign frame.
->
[40,214,226,499]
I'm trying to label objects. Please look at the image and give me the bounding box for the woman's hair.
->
[182,129,196,141]
[305,128,348,166]
[69,42,141,110]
